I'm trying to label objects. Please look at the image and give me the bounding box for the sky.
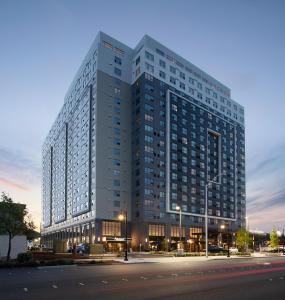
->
[0,0,284,232]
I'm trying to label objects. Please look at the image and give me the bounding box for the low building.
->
[0,235,27,260]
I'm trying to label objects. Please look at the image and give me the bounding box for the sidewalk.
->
[112,252,271,264]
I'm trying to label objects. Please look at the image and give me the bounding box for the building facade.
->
[41,32,245,252]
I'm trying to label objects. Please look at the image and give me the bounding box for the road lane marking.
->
[79,282,85,286]
[8,272,12,275]
[101,280,108,284]
[280,277,284,280]
[52,285,58,289]
[140,276,147,280]
[122,278,128,282]
[23,288,28,292]
[171,273,178,277]
[269,278,273,281]
[27,272,31,274]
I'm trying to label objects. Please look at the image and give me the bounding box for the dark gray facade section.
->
[131,73,245,246]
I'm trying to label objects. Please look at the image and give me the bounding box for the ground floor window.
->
[148,224,165,236]
[171,226,185,237]
[102,221,121,236]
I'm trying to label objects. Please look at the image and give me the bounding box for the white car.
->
[229,247,239,254]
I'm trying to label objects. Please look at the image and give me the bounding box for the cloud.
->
[246,141,285,232]
[0,146,41,192]
[0,177,30,192]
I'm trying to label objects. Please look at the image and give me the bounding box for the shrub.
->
[17,252,33,263]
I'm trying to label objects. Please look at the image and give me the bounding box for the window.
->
[102,221,121,236]
[114,190,120,197]
[170,66,176,74]
[113,180,120,187]
[156,48,165,56]
[145,63,154,73]
[145,125,153,132]
[113,200,120,208]
[180,72,185,79]
[113,169,120,176]
[145,145,153,153]
[113,159,120,166]
[144,188,154,196]
[145,103,154,112]
[113,148,120,156]
[144,135,153,143]
[171,226,185,237]
[159,70,166,79]
[145,167,154,174]
[170,76,176,84]
[159,60,166,68]
[189,77,195,85]
[114,67,122,76]
[145,114,153,122]
[136,56,140,65]
[114,98,121,105]
[114,56,122,65]
[145,51,154,61]
[149,224,165,236]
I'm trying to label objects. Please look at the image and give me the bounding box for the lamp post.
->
[176,206,182,249]
[221,224,230,257]
[282,228,285,255]
[118,212,128,261]
[205,172,224,258]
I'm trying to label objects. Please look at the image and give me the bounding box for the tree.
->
[0,192,35,261]
[270,227,279,249]
[236,227,251,252]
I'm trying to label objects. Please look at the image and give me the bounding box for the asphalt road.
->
[1,256,285,300]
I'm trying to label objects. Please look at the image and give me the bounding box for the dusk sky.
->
[0,0,284,232]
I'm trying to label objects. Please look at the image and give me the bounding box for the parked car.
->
[229,247,239,254]
[208,245,225,253]
[75,243,90,255]
[270,248,285,254]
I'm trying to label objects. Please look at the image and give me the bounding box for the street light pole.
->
[205,184,208,258]
[205,172,224,258]
[124,211,128,261]
[221,223,230,258]
[176,206,182,249]
[118,212,128,261]
[282,228,285,255]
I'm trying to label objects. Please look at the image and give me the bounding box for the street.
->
[0,256,285,299]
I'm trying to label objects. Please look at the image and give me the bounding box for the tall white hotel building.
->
[42,32,245,251]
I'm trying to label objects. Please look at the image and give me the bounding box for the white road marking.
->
[171,273,178,277]
[79,282,85,286]
[140,276,147,280]
[280,277,284,280]
[122,278,128,281]
[269,278,273,281]
[101,280,108,284]
[27,272,31,274]
[23,288,28,292]
[52,285,58,289]
[8,273,12,275]
[264,262,271,265]
[157,275,164,278]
